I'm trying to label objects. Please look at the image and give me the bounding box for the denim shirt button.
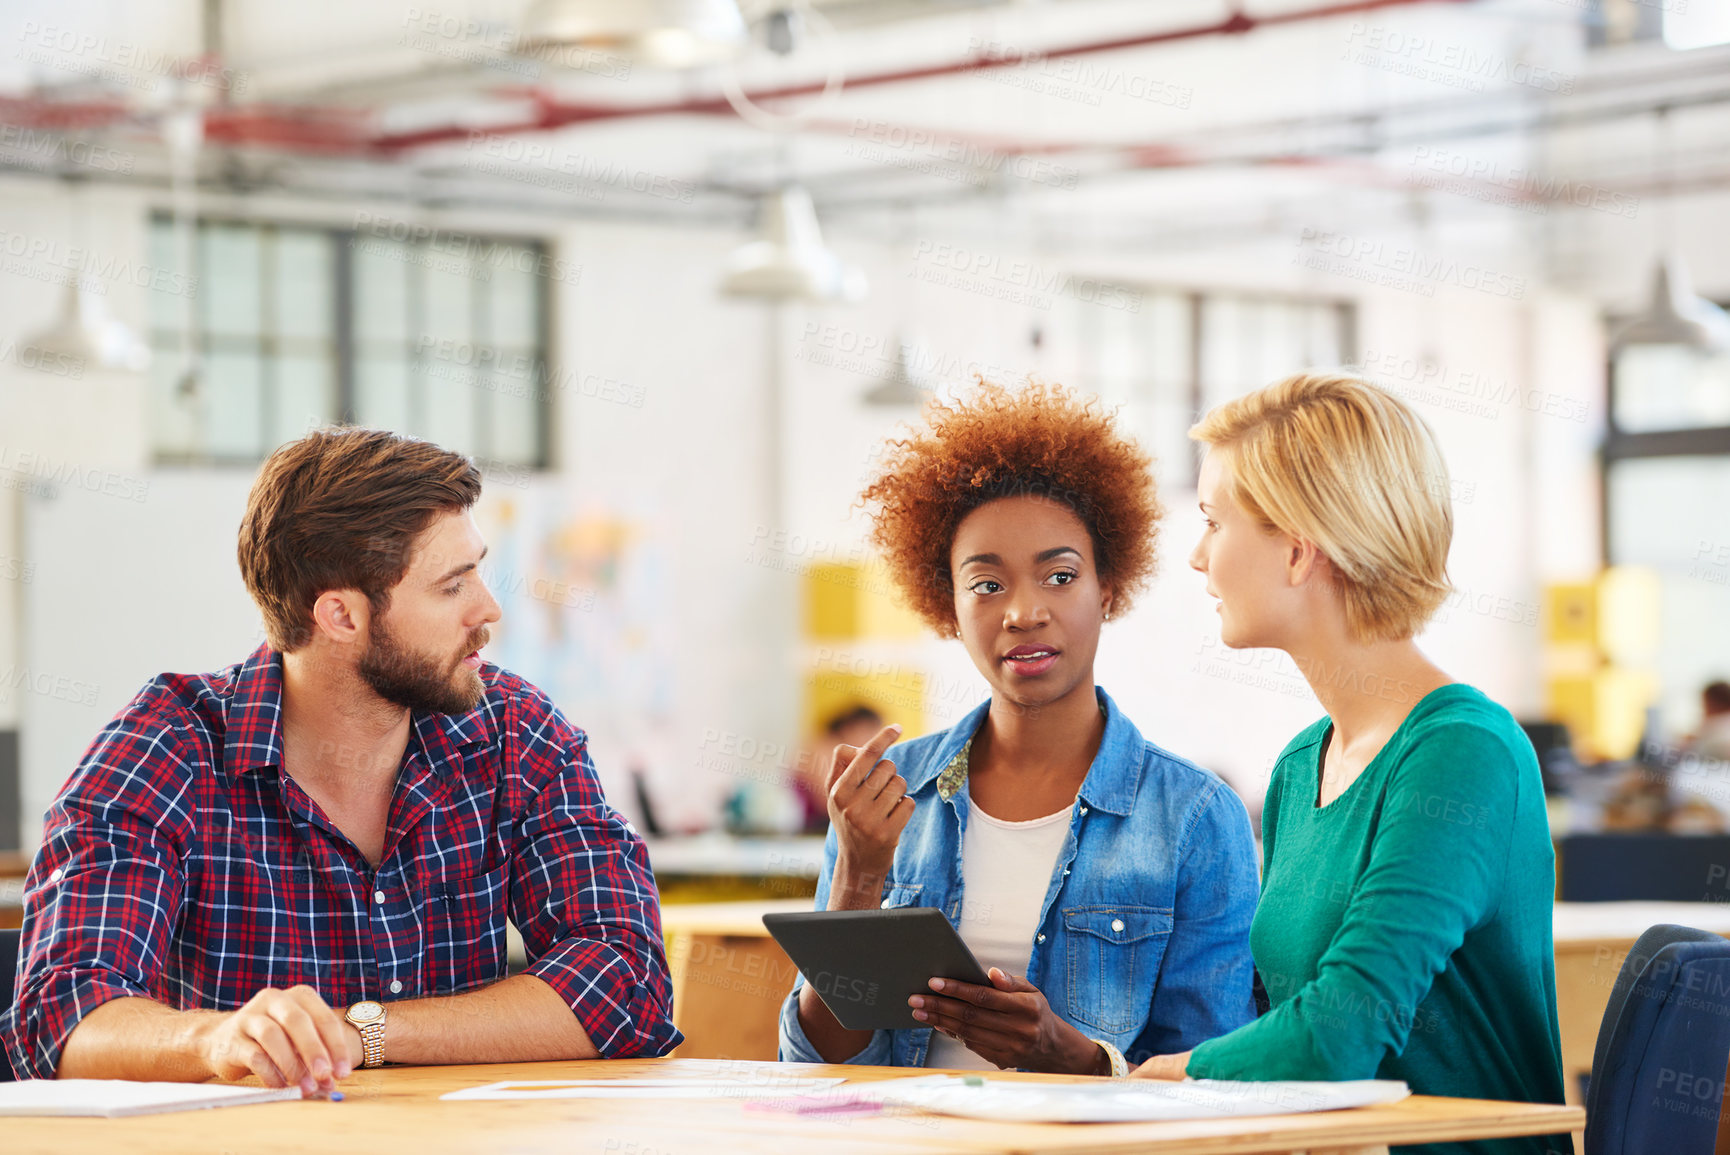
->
[1037,933,1046,944]
[1111,918,1125,934]
[1079,806,1089,817]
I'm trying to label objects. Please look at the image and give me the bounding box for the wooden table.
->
[5,1057,1584,1155]
[647,834,823,904]
[661,898,810,1060]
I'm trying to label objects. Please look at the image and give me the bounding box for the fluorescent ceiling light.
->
[519,0,747,67]
[720,185,867,303]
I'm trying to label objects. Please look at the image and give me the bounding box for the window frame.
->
[145,212,554,470]
[1601,308,1730,564]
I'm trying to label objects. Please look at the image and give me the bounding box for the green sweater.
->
[1188,684,1571,1155]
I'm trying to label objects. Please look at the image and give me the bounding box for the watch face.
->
[349,1001,385,1024]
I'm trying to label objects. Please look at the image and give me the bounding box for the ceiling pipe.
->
[371,0,1462,151]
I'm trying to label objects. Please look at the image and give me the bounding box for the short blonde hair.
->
[1189,372,1452,642]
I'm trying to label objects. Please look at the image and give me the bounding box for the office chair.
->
[1586,923,1730,1154]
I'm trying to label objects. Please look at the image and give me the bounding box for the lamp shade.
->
[519,0,747,67]
[1612,258,1730,354]
[862,337,929,406]
[20,279,150,373]
[720,186,866,303]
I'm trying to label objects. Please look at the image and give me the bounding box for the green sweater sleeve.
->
[1188,720,1520,1081]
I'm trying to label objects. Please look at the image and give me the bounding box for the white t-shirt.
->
[926,801,1073,1070]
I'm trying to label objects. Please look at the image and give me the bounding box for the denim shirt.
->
[778,687,1259,1068]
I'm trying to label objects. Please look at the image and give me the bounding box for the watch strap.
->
[357,1018,385,1067]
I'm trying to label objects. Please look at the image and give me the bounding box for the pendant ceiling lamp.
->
[1611,257,1730,354]
[21,279,151,373]
[518,0,747,68]
[720,185,866,303]
[862,337,929,406]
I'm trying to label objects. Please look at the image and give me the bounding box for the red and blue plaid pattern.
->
[2,644,680,1078]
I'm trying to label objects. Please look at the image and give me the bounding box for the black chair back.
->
[0,927,19,1081]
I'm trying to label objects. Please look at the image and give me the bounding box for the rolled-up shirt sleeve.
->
[2,722,193,1079]
[508,701,681,1059]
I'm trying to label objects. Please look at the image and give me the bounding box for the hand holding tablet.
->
[763,908,991,1031]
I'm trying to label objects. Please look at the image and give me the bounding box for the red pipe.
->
[0,0,1462,159]
[370,0,1464,152]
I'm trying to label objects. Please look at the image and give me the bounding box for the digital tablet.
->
[762,907,993,1032]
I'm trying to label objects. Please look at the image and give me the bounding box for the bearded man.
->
[2,428,679,1090]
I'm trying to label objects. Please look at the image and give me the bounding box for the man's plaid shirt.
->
[2,644,680,1077]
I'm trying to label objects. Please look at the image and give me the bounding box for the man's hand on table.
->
[1130,1051,1192,1080]
[194,985,363,1094]
[908,968,1111,1075]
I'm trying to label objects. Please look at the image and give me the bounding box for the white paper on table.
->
[441,1077,847,1101]
[0,1079,302,1118]
[847,1076,1411,1123]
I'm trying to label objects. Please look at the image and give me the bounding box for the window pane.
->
[1200,297,1247,409]
[1615,345,1730,432]
[147,335,197,458]
[203,349,264,459]
[422,254,473,346]
[1249,301,1290,386]
[356,355,411,432]
[273,354,335,446]
[486,367,540,464]
[275,231,332,341]
[1608,456,1730,735]
[354,239,409,344]
[202,224,262,337]
[1147,293,1190,392]
[420,362,477,455]
[1306,303,1346,367]
[147,219,196,335]
[489,256,538,348]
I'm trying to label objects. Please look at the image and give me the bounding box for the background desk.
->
[661,898,809,1059]
[5,1057,1585,1155]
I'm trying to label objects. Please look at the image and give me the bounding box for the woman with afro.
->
[777,381,1259,1075]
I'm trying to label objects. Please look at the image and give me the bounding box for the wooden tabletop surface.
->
[6,1057,1585,1155]
[659,897,812,935]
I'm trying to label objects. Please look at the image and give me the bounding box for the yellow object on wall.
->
[1545,667,1658,763]
[804,561,924,641]
[1541,566,1661,762]
[803,561,929,738]
[1544,582,1597,647]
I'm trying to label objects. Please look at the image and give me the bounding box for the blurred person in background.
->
[778,381,1258,1076]
[790,704,885,834]
[1692,680,1730,762]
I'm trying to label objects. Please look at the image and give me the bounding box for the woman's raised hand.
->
[825,723,911,900]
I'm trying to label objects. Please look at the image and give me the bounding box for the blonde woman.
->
[1135,374,1569,1155]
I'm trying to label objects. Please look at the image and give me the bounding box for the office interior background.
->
[0,0,1728,899]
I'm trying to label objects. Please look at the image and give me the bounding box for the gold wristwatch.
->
[344,1000,387,1068]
